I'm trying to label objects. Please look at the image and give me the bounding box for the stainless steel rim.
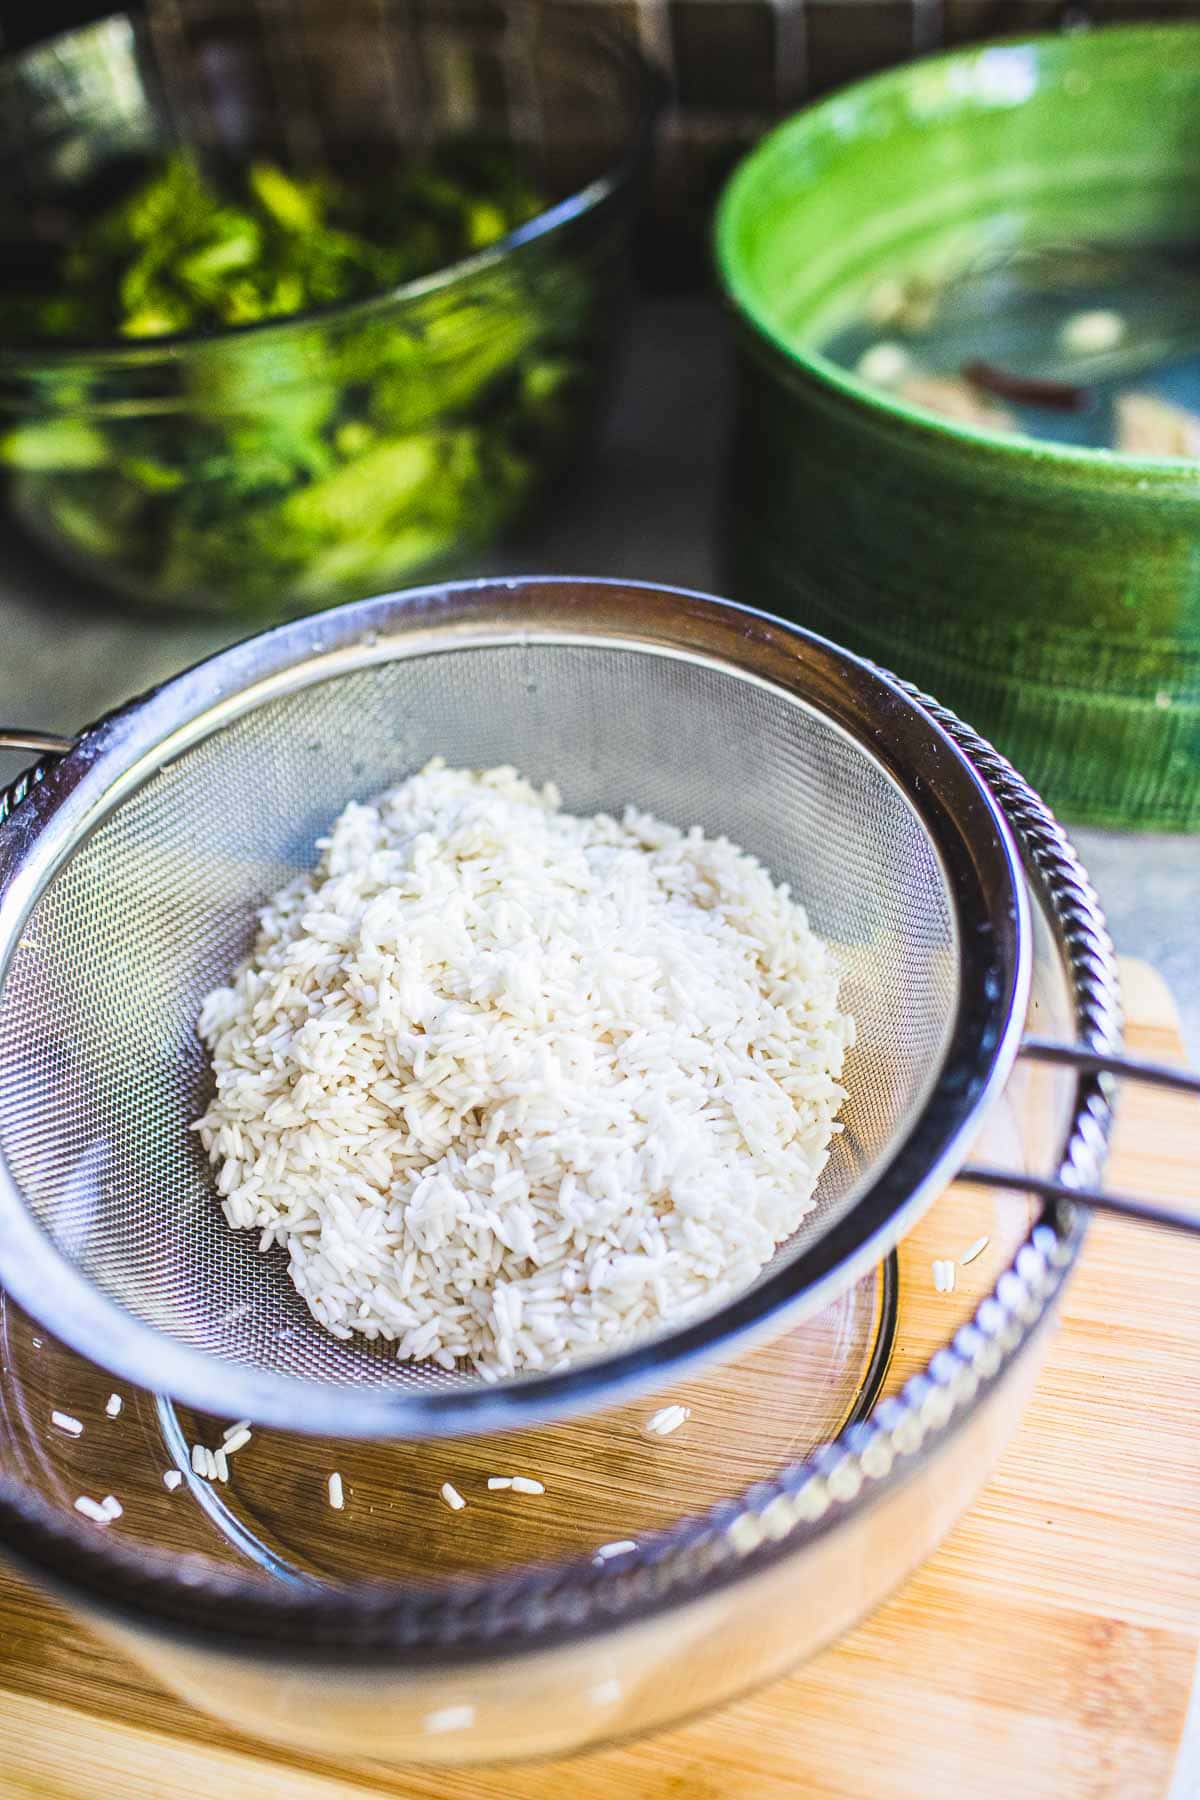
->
[0,622,1118,1658]
[0,580,1031,1438]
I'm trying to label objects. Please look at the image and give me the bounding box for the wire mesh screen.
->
[0,641,956,1394]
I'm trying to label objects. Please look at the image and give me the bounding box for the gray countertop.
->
[3,294,1197,1055]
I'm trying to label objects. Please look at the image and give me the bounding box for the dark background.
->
[9,1,1200,236]
[0,1,134,51]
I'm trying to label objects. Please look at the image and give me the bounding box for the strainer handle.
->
[0,730,75,827]
[0,731,75,758]
[961,1036,1200,1233]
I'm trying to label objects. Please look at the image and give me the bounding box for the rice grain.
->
[423,1704,475,1734]
[195,763,852,1378]
[645,1404,690,1438]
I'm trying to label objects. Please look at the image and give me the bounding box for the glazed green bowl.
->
[715,24,1200,831]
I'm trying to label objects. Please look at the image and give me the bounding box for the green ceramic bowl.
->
[715,24,1200,831]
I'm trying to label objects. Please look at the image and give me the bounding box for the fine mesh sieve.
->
[0,579,1032,1436]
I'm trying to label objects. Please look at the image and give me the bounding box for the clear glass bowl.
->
[0,4,657,620]
[0,693,1111,1762]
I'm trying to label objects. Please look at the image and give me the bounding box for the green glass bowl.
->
[714,24,1200,832]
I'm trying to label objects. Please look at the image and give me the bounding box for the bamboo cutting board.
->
[0,957,1195,1800]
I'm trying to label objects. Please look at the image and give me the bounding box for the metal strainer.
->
[0,579,1193,1439]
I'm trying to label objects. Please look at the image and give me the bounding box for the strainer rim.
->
[0,578,1030,1441]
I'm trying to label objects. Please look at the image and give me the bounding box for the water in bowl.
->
[825,238,1200,456]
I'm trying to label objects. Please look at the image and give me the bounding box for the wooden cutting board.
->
[0,957,1195,1800]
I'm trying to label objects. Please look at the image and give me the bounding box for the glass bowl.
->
[0,4,658,621]
[0,634,1116,1762]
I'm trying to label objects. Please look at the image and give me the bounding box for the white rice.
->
[213,1449,230,1483]
[222,1427,252,1456]
[74,1496,110,1523]
[932,1258,957,1294]
[509,1476,544,1495]
[645,1403,690,1437]
[441,1481,466,1512]
[100,1495,122,1520]
[423,1703,475,1735]
[52,1412,83,1437]
[959,1235,989,1267]
[223,1419,252,1441]
[328,1471,344,1510]
[594,1539,637,1562]
[163,1470,183,1491]
[486,1477,513,1490]
[195,762,852,1379]
[105,1394,123,1419]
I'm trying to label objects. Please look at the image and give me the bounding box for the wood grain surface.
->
[0,956,1195,1799]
